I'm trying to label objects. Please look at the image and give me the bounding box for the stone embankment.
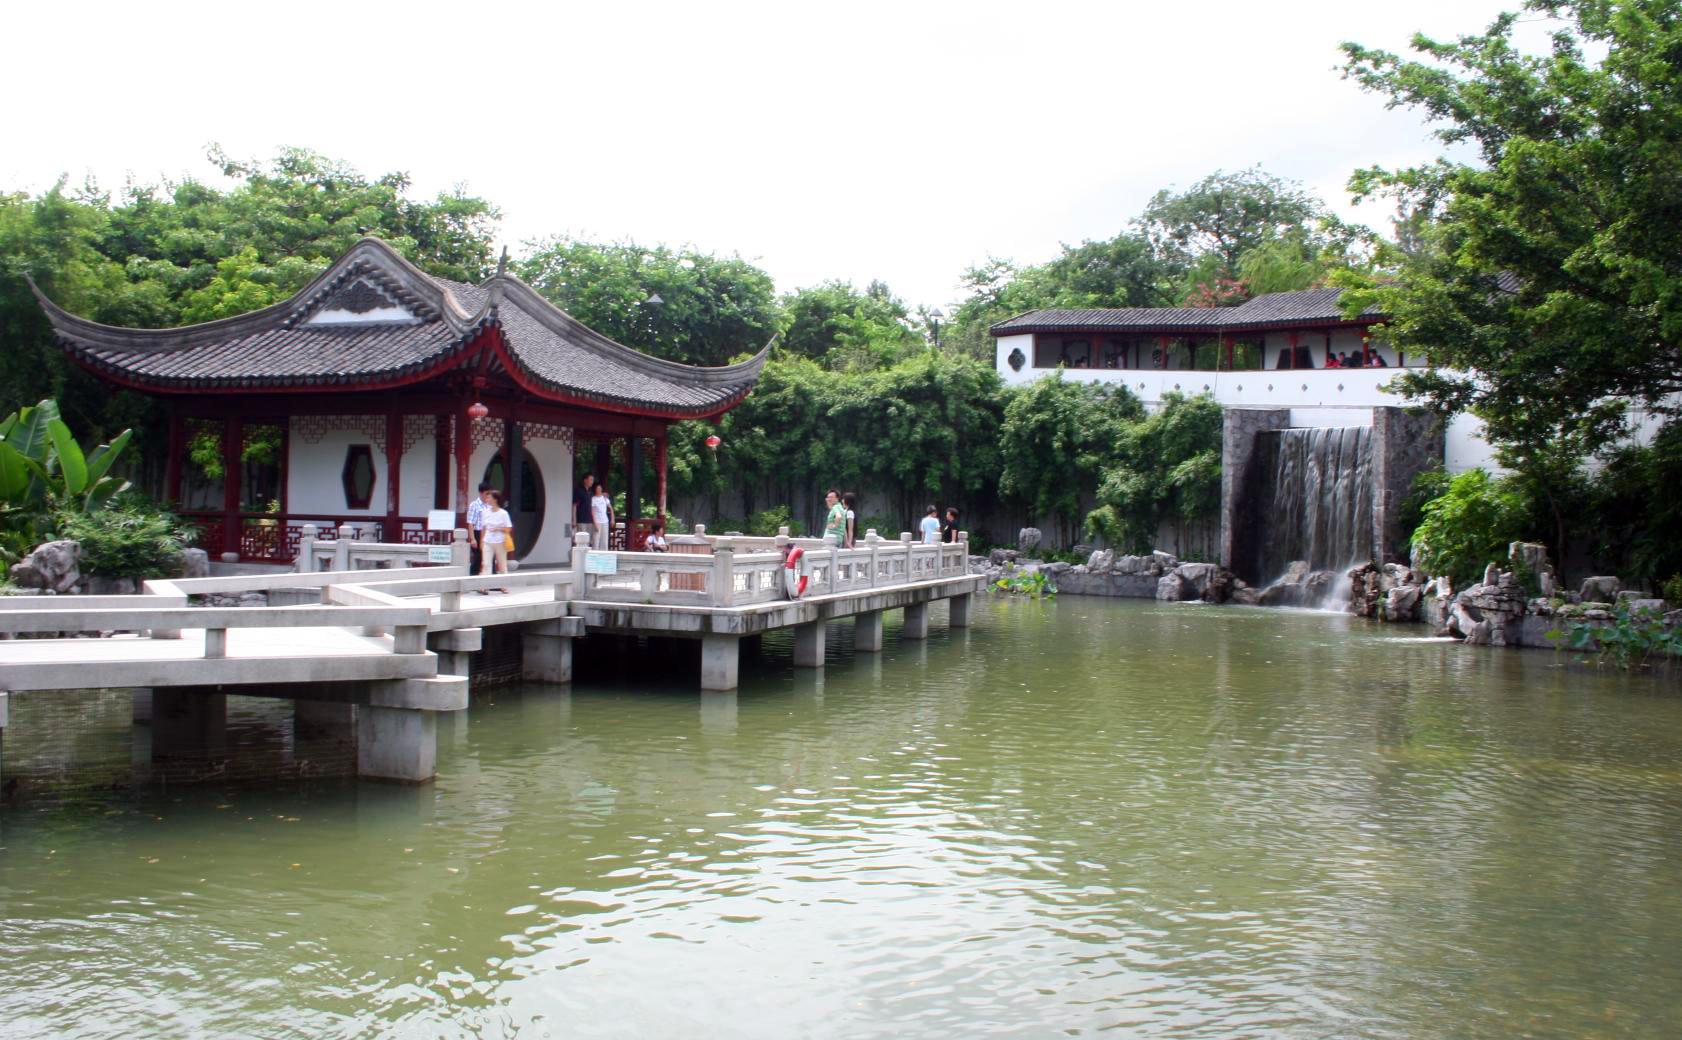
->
[974,529,1257,605]
[972,530,1679,658]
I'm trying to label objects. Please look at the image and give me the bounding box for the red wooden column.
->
[433,415,450,509]
[165,412,185,507]
[221,417,243,559]
[454,402,473,524]
[1287,331,1300,369]
[655,433,669,519]
[1222,334,1234,371]
[384,410,403,542]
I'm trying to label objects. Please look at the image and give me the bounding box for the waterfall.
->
[1251,427,1375,595]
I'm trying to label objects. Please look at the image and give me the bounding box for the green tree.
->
[1339,2,1682,525]
[1140,166,1327,274]
[781,279,920,370]
[0,148,501,455]
[1086,393,1224,552]
[1409,468,1536,587]
[517,236,779,366]
[998,373,1143,543]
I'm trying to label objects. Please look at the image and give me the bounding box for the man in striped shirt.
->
[465,482,493,575]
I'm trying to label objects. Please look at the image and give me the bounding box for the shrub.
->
[52,497,191,578]
[1409,468,1535,587]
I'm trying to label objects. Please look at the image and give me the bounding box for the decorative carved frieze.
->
[402,415,432,456]
[292,415,385,451]
[520,422,575,450]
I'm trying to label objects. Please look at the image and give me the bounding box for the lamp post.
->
[930,308,944,350]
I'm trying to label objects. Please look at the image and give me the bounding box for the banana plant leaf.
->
[85,429,133,484]
[1,400,62,461]
[47,418,89,496]
[0,441,29,501]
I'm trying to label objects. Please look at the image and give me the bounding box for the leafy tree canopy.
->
[1339,0,1682,451]
[1140,166,1328,275]
[0,147,500,439]
[998,373,1145,542]
[780,279,922,371]
[517,236,779,367]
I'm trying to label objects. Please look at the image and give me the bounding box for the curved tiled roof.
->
[32,238,768,419]
[990,288,1385,336]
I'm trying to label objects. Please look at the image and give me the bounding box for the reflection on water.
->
[3,598,1681,1039]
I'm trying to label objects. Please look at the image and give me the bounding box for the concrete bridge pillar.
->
[793,621,825,668]
[151,687,227,759]
[357,706,436,783]
[854,610,884,652]
[903,602,929,640]
[949,594,972,628]
[701,635,740,690]
[522,633,573,683]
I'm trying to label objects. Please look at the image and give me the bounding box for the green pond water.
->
[3,597,1681,1039]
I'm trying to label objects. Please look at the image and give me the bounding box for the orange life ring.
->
[784,545,808,599]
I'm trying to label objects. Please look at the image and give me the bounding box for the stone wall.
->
[1371,407,1444,565]
[1220,407,1292,573]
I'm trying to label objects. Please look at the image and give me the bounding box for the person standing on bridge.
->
[591,480,614,550]
[466,482,494,576]
[574,473,596,546]
[823,489,847,545]
[481,489,513,593]
[920,505,941,544]
[842,491,859,548]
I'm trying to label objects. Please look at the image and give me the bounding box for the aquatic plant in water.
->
[995,570,1056,599]
[1546,602,1682,671]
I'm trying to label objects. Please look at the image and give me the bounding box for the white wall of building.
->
[520,431,574,565]
[287,417,386,517]
[995,330,1501,475]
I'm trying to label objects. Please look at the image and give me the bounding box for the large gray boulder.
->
[10,539,82,593]
[1580,576,1620,602]
[1086,549,1114,573]
[1017,527,1042,553]
[1156,573,1191,601]
[1385,583,1423,620]
[1175,562,1220,598]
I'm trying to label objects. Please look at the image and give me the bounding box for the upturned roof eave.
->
[27,238,482,353]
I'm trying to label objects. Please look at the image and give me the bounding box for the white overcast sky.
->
[4,0,1530,309]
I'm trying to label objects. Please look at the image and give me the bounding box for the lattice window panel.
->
[401,415,433,456]
[520,422,574,450]
[292,415,385,451]
[471,417,504,452]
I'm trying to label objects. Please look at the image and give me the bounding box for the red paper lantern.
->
[704,434,721,450]
[467,401,489,420]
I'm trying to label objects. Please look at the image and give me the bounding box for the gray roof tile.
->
[33,238,766,419]
[990,288,1384,335]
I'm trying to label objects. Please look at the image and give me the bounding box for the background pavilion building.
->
[33,238,769,565]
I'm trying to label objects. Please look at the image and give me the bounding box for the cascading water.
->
[1250,426,1375,608]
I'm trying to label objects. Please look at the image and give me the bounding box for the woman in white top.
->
[645,521,669,552]
[591,483,614,550]
[481,490,513,592]
[919,505,941,544]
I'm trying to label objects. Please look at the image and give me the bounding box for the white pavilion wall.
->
[287,415,440,522]
[399,416,438,517]
[287,416,387,518]
[519,426,574,565]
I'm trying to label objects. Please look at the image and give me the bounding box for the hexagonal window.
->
[341,444,376,509]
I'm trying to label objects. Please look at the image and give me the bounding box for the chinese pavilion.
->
[32,238,769,564]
